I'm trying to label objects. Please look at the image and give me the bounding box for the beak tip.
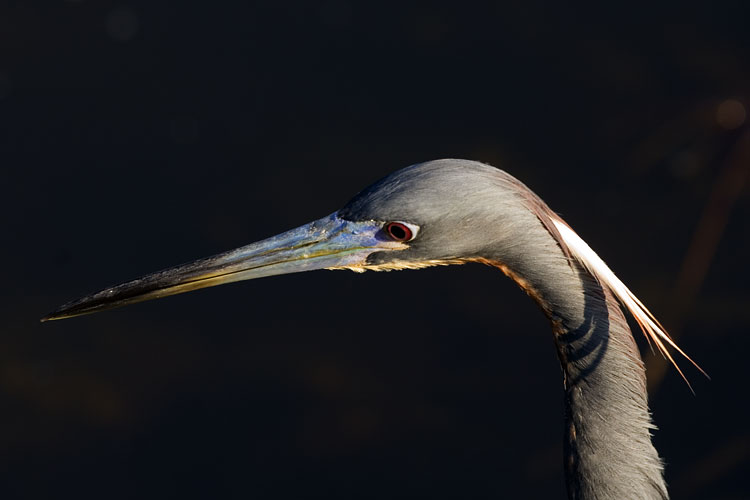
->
[41,309,68,322]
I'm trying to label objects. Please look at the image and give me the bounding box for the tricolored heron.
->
[43,159,702,499]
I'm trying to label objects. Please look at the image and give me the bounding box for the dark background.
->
[2,2,749,498]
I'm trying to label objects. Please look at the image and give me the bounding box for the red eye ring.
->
[385,222,413,242]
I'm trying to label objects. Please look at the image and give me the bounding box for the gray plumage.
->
[341,160,668,499]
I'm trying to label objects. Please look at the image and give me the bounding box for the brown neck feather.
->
[476,229,668,499]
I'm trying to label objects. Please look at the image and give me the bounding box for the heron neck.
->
[484,229,668,499]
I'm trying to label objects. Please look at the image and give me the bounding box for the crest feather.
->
[550,218,707,391]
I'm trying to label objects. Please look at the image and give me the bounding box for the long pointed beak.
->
[42,213,405,321]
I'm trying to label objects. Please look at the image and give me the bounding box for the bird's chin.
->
[330,258,470,273]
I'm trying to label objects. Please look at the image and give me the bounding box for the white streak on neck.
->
[551,219,707,390]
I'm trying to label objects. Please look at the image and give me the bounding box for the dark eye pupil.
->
[387,222,411,241]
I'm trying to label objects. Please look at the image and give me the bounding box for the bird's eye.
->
[385,222,416,242]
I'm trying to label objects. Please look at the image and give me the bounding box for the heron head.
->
[336,159,531,270]
[43,159,528,321]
